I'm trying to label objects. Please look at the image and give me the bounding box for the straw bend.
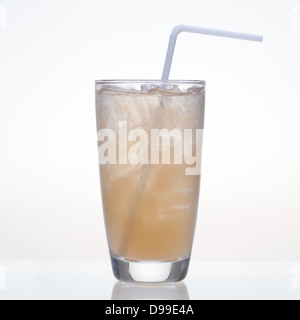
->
[170,24,263,42]
[162,24,264,80]
[171,24,189,36]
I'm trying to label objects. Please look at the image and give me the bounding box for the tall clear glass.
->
[95,80,205,283]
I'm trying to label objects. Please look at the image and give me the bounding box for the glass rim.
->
[95,79,206,85]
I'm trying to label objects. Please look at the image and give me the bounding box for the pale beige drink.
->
[96,80,205,282]
[101,162,200,260]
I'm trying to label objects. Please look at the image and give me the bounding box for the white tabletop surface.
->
[0,260,300,300]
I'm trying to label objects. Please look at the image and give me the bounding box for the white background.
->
[0,0,299,260]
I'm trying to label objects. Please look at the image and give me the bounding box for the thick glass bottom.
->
[110,255,190,283]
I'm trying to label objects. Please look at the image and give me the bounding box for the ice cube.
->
[103,163,142,182]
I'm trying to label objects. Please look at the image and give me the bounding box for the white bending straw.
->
[162,24,263,81]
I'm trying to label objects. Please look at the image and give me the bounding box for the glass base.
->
[110,255,190,283]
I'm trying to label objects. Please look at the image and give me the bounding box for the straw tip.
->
[258,35,264,42]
